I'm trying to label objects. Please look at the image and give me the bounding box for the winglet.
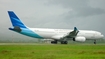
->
[74,27,78,31]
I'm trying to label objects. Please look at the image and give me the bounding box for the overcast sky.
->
[0,0,105,42]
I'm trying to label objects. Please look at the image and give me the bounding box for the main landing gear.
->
[51,40,57,44]
[51,40,68,44]
[61,41,68,44]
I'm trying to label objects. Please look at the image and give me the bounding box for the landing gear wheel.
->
[51,40,57,44]
[61,41,68,44]
[94,40,96,44]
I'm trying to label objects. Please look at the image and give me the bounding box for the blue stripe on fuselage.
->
[20,28,43,38]
[9,27,43,38]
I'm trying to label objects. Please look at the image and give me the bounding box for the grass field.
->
[0,43,105,59]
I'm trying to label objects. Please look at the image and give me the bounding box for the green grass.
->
[0,44,105,59]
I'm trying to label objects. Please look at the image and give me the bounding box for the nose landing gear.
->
[94,40,96,44]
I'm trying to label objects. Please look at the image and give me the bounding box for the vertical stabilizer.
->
[8,11,27,28]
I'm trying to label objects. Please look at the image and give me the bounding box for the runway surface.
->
[0,43,105,45]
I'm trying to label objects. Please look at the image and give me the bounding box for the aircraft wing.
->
[51,27,79,40]
[64,27,79,38]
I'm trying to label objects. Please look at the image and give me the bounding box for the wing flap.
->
[63,27,79,38]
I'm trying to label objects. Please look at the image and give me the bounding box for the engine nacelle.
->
[74,36,86,42]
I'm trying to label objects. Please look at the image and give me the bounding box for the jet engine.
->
[73,36,86,42]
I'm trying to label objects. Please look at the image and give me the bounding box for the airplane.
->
[8,11,104,44]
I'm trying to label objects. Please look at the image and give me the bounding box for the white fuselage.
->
[30,28,104,40]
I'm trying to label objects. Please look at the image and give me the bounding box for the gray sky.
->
[0,0,105,42]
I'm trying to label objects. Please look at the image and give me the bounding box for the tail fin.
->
[8,11,27,28]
